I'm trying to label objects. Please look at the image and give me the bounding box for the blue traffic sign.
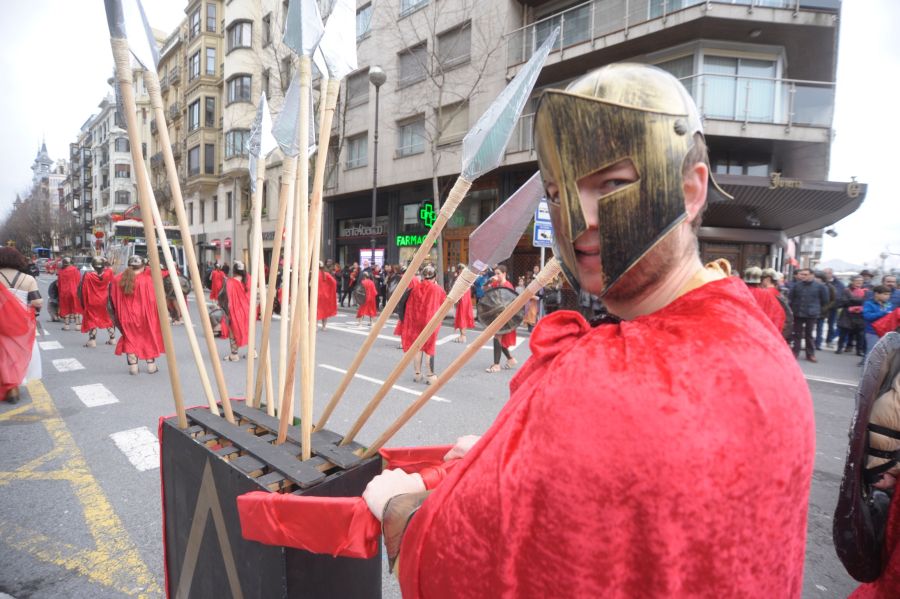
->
[535,199,551,223]
[533,222,554,248]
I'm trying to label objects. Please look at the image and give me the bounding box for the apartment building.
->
[64,123,95,252]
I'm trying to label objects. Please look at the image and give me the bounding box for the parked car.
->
[73,255,94,275]
[35,257,49,272]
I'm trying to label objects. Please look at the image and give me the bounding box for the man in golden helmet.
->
[363,64,815,597]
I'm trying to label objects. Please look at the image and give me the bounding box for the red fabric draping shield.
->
[873,308,900,338]
[317,271,338,321]
[57,265,81,316]
[402,280,446,356]
[851,477,900,598]
[110,270,164,359]
[209,269,225,301]
[747,285,785,334]
[453,288,474,330]
[356,278,377,318]
[80,269,113,331]
[224,277,250,347]
[0,286,35,396]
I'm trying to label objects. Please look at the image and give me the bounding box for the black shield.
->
[353,283,368,307]
[386,274,402,303]
[833,332,900,582]
[477,287,523,335]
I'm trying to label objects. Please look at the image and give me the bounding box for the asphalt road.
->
[0,274,866,597]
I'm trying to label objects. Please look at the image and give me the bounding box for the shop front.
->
[335,215,389,268]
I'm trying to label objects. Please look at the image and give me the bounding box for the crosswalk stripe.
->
[39,341,63,350]
[109,427,159,472]
[72,383,120,407]
[52,358,84,372]
[319,364,450,403]
[805,375,857,388]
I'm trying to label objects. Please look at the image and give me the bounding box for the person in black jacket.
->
[836,275,867,355]
[788,268,829,362]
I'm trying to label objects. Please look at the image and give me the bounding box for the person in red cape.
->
[219,261,250,361]
[484,265,517,372]
[79,256,115,347]
[0,247,41,403]
[401,265,446,384]
[452,262,474,343]
[209,263,226,301]
[316,262,338,330]
[57,256,82,330]
[356,272,377,326]
[742,265,786,337]
[109,255,164,375]
[363,64,815,597]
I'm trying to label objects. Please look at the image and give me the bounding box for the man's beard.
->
[603,229,692,304]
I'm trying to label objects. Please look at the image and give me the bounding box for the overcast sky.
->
[1,1,897,269]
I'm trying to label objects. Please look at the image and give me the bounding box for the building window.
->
[115,191,130,205]
[226,191,232,219]
[189,50,201,81]
[227,20,252,52]
[206,47,216,76]
[190,8,200,39]
[397,117,425,157]
[204,144,215,174]
[188,100,200,131]
[281,56,293,92]
[225,129,250,158]
[325,136,338,189]
[398,43,427,87]
[115,164,131,178]
[262,68,271,99]
[437,101,468,144]
[437,23,471,71]
[188,146,200,176]
[262,13,273,46]
[702,55,776,122]
[227,75,252,104]
[207,2,217,32]
[400,0,427,18]
[212,195,219,221]
[402,203,421,232]
[346,133,368,169]
[114,137,130,153]
[356,4,372,40]
[346,69,369,108]
[188,202,194,225]
[205,97,216,127]
[199,199,205,224]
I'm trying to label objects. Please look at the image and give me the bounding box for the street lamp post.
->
[369,66,387,265]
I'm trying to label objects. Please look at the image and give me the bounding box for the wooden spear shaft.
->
[110,39,187,428]
[277,160,297,405]
[361,259,562,458]
[253,156,295,408]
[315,176,473,431]
[341,268,478,445]
[144,71,234,424]
[245,155,267,406]
[255,238,276,413]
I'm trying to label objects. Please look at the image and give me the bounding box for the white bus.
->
[106,219,186,274]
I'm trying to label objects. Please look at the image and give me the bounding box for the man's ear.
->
[683,162,708,224]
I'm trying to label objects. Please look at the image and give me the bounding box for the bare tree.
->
[0,186,58,255]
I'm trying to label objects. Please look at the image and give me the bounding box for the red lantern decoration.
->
[94,231,105,239]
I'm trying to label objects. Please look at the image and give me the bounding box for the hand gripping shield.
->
[533,63,730,296]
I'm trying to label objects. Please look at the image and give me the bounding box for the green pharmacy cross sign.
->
[419,200,436,229]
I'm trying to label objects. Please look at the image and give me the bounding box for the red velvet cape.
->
[398,277,815,598]
[57,265,81,316]
[224,277,250,348]
[80,269,113,331]
[747,284,785,334]
[453,288,474,330]
[401,280,447,356]
[490,279,516,348]
[851,479,900,597]
[110,270,164,360]
[356,278,377,318]
[209,269,225,301]
[0,285,35,396]
[317,271,338,321]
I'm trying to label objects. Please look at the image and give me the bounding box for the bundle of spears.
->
[105,0,559,596]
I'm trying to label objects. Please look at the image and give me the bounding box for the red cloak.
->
[491,279,516,348]
[0,285,35,396]
[57,265,81,316]
[401,280,447,356]
[747,284,785,334]
[110,270,164,359]
[453,288,474,330]
[223,277,250,348]
[80,269,113,331]
[397,277,815,598]
[356,278,377,318]
[317,271,338,321]
[209,269,225,301]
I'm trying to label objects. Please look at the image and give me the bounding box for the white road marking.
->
[52,358,85,372]
[38,340,63,350]
[319,364,450,403]
[110,427,160,471]
[72,383,120,407]
[328,321,399,342]
[805,375,857,388]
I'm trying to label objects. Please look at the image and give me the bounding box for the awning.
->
[705,174,866,237]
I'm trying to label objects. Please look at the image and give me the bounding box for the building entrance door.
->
[444,238,468,272]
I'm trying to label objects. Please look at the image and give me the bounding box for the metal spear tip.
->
[283,0,325,57]
[319,0,358,80]
[103,0,126,39]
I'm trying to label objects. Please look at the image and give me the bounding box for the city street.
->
[0,274,867,598]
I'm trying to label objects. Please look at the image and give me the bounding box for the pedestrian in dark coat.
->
[788,268,829,362]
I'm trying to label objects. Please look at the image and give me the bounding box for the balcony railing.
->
[507,0,819,67]
[168,103,181,120]
[679,73,835,128]
[160,74,169,91]
[150,152,164,167]
[150,119,158,133]
[169,66,180,84]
